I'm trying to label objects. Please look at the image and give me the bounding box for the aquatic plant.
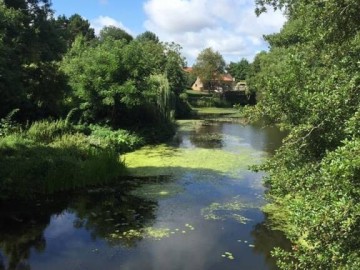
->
[221,251,235,260]
[122,144,260,178]
[130,183,184,200]
[107,223,196,242]
[201,197,259,224]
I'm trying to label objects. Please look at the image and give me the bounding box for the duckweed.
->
[108,227,170,241]
[221,251,235,260]
[122,119,266,178]
[107,223,197,242]
[123,144,259,177]
[201,197,259,224]
[130,183,184,200]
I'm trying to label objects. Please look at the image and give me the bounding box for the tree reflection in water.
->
[0,177,162,269]
[251,218,292,269]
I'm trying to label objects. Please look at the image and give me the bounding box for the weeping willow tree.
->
[148,74,175,123]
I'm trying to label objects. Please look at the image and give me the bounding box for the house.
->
[234,80,248,92]
[183,67,235,92]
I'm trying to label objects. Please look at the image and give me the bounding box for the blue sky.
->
[51,0,286,65]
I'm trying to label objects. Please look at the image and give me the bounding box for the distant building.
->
[234,80,248,93]
[183,67,235,92]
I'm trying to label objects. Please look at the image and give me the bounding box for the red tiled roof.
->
[183,67,193,72]
[221,74,233,82]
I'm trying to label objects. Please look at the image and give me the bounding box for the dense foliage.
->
[0,0,189,198]
[247,0,360,268]
[227,58,250,81]
[0,0,188,125]
[192,47,226,91]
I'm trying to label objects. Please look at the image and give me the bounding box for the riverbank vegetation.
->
[0,0,190,199]
[246,0,360,268]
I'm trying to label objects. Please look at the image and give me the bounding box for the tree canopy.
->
[136,31,160,43]
[247,0,360,269]
[99,26,133,43]
[0,0,188,127]
[0,0,70,120]
[192,47,226,91]
[227,58,250,81]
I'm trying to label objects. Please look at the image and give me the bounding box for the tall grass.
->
[0,118,152,199]
[26,119,73,143]
[0,133,125,199]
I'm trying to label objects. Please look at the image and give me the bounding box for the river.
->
[0,119,290,270]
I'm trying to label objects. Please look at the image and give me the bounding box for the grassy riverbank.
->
[0,119,175,200]
[0,107,242,200]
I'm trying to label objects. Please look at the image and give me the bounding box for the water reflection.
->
[175,120,286,154]
[0,121,289,270]
[69,187,159,247]
[0,179,162,270]
[190,121,224,149]
[0,198,69,270]
[251,220,292,269]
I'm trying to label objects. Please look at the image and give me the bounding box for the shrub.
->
[27,119,74,143]
[88,125,145,153]
[0,109,21,137]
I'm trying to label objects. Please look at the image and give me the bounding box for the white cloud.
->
[144,0,215,33]
[143,0,286,65]
[91,16,132,36]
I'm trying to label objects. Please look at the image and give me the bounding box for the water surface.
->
[0,120,289,270]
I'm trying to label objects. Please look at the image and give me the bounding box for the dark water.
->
[0,120,290,270]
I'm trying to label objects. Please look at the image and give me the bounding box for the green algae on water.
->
[221,251,235,260]
[107,223,196,242]
[122,144,259,177]
[122,119,266,178]
[130,183,184,200]
[176,120,202,132]
[201,197,259,224]
[108,227,171,241]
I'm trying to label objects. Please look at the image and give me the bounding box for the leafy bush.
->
[88,125,145,153]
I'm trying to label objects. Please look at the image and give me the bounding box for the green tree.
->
[0,1,23,118]
[248,0,360,269]
[61,37,128,124]
[61,36,181,126]
[56,14,95,48]
[99,26,133,43]
[227,58,250,81]
[136,31,160,43]
[192,47,226,91]
[163,42,187,95]
[0,0,69,120]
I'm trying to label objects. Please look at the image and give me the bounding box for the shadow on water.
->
[0,167,289,270]
[251,220,292,269]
